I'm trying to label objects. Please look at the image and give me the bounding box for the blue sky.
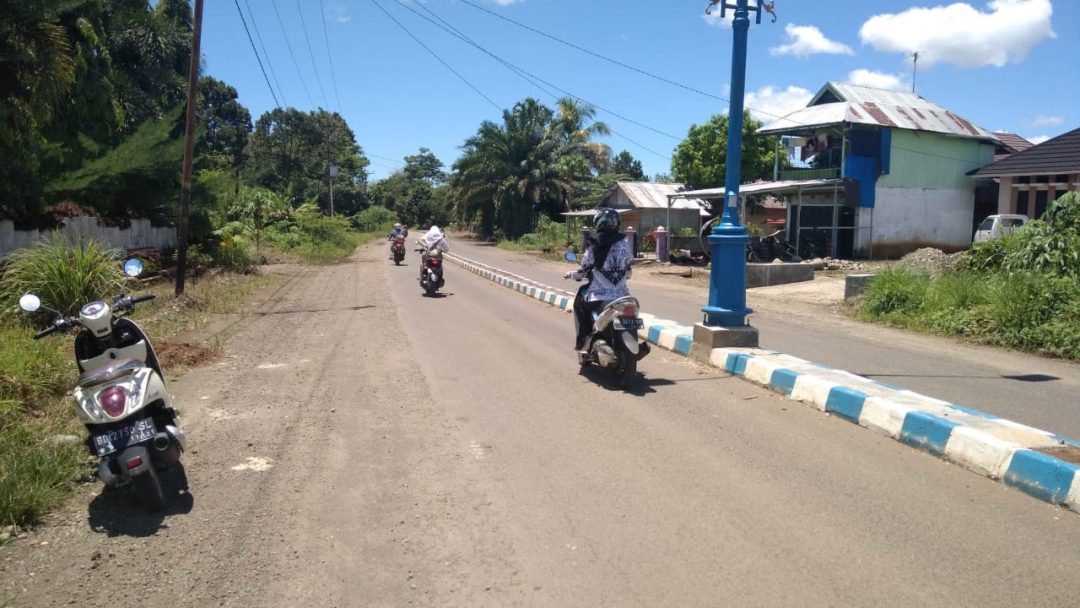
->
[201,0,1078,181]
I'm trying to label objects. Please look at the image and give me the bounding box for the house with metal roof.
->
[596,181,708,236]
[750,82,999,258]
[973,127,1080,219]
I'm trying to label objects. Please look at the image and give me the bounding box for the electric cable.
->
[242,0,287,106]
[271,0,316,107]
[319,0,344,110]
[368,0,502,111]
[233,0,281,108]
[296,0,330,108]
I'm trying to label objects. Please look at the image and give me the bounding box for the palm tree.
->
[452,97,611,239]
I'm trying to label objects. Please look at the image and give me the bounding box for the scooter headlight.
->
[99,386,127,418]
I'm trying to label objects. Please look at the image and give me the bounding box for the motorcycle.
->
[390,236,406,265]
[19,259,186,511]
[565,252,650,389]
[416,243,445,297]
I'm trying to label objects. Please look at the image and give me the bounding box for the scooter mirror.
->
[123,258,144,277]
[19,293,41,313]
[564,251,578,263]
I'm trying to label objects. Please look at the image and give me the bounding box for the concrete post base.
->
[690,322,759,363]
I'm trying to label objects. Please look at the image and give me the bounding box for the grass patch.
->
[263,204,363,264]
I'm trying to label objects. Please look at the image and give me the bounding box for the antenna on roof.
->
[911,51,920,94]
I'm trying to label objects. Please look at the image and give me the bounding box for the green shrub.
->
[0,234,125,317]
[956,235,1017,274]
[673,227,697,237]
[1001,219,1080,278]
[353,205,397,233]
[860,267,929,316]
[217,235,256,274]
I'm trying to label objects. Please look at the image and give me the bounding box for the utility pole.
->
[175,0,205,296]
[692,0,774,357]
[912,51,920,94]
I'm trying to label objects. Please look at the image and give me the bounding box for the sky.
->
[200,0,1079,181]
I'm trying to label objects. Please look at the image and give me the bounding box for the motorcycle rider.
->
[564,208,634,351]
[388,223,406,258]
[419,225,450,277]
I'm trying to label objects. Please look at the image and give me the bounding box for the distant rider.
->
[388,223,406,258]
[563,208,633,351]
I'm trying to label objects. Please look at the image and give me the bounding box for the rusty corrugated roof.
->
[761,82,998,142]
[601,182,706,210]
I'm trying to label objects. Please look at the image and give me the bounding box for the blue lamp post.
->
[701,0,772,328]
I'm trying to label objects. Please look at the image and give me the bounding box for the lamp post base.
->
[690,322,759,363]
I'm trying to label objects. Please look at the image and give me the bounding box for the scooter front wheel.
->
[131,466,166,511]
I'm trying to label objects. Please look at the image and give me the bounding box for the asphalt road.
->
[4,242,1080,607]
[452,239,1080,440]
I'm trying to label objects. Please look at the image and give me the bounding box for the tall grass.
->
[0,234,125,317]
[265,205,361,263]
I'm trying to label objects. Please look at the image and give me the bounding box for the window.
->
[1002,218,1026,228]
[977,217,995,231]
[1035,190,1048,218]
[1055,174,1069,184]
[1016,190,1030,216]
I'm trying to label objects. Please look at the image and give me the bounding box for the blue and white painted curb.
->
[446,252,1080,513]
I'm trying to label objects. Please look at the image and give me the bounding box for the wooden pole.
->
[175,0,205,296]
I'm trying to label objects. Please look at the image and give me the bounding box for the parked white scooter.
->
[19,259,186,510]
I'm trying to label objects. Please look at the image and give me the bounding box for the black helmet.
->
[594,207,621,234]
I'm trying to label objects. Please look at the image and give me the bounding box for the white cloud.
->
[1027,135,1051,145]
[846,69,909,91]
[859,0,1055,69]
[770,24,853,58]
[1026,115,1063,128]
[744,85,814,121]
[326,1,350,23]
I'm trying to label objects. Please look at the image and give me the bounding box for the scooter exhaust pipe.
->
[150,425,186,467]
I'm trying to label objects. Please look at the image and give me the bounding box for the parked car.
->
[974,214,1028,242]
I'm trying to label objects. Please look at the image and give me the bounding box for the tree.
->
[229,186,288,254]
[671,111,781,190]
[611,150,646,181]
[198,76,252,196]
[451,97,609,239]
[403,147,446,185]
[246,108,369,214]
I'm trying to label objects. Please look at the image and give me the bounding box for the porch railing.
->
[779,167,841,181]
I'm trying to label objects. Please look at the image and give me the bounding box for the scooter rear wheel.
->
[132,465,166,511]
[614,353,637,389]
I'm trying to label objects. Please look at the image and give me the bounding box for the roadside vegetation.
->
[0,237,275,529]
[856,192,1080,360]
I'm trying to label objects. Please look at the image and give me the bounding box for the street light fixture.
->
[328,163,339,216]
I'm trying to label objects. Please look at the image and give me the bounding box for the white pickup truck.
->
[974,214,1028,242]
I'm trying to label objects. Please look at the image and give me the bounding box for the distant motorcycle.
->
[565,252,650,389]
[416,243,445,297]
[19,259,186,510]
[390,236,406,265]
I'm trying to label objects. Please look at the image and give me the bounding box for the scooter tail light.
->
[429,259,442,267]
[98,386,127,417]
[621,303,638,317]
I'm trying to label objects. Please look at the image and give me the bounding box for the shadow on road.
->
[859,372,1060,383]
[88,465,194,538]
[579,366,677,396]
[253,305,375,316]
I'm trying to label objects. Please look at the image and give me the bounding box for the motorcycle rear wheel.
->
[131,466,166,511]
[614,353,637,389]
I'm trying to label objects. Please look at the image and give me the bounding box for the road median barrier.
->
[445,252,1080,514]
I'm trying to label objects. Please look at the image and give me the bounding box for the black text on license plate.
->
[615,316,644,330]
[93,418,156,456]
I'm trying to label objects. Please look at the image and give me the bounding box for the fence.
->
[0,218,176,257]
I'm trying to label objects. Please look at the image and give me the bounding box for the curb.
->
[446,251,1080,514]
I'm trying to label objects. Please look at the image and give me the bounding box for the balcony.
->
[778,167,841,181]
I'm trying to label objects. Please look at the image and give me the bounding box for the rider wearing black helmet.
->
[564,207,634,351]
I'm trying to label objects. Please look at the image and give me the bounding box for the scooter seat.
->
[77,358,142,388]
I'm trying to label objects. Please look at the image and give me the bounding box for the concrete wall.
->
[859,186,974,256]
[0,218,176,257]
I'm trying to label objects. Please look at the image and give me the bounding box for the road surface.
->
[3,242,1079,607]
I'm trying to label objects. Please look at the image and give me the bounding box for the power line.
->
[233,0,281,107]
[403,1,680,156]
[368,0,502,111]
[369,154,406,164]
[271,0,316,107]
[242,0,287,106]
[296,0,329,108]
[456,0,727,103]
[319,0,343,110]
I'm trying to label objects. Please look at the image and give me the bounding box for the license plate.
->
[92,418,156,456]
[614,316,644,330]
